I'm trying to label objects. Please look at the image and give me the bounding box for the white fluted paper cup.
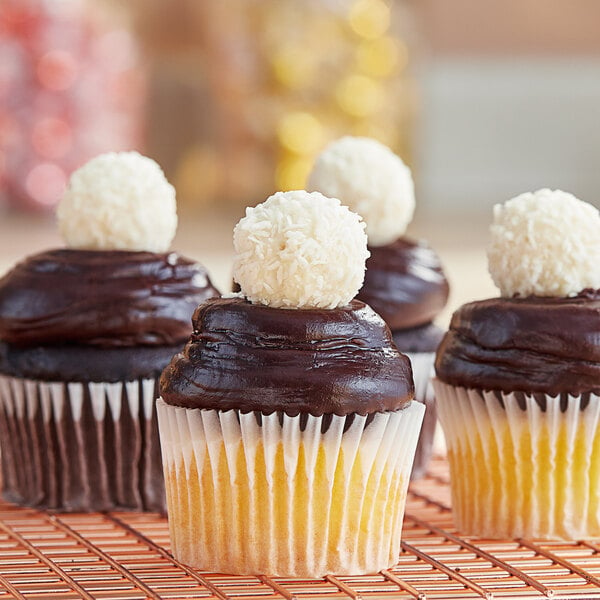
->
[434,378,600,540]
[0,375,165,512]
[404,351,437,479]
[157,399,425,577]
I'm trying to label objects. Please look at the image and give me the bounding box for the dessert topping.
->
[233,190,369,309]
[488,188,600,297]
[308,136,414,246]
[57,151,177,252]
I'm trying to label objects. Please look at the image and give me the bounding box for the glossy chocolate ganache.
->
[357,238,449,352]
[0,249,219,381]
[435,290,600,398]
[160,297,414,416]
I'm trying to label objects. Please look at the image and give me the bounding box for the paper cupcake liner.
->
[0,375,165,512]
[404,352,437,479]
[434,379,600,540]
[156,399,425,577]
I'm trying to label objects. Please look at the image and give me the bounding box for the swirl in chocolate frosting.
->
[435,290,600,396]
[357,238,449,331]
[0,249,219,347]
[160,297,414,416]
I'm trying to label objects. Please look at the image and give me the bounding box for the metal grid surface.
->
[1,457,600,599]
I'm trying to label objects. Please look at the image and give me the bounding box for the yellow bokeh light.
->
[357,37,408,78]
[277,112,325,155]
[271,47,317,90]
[348,0,390,40]
[275,155,314,191]
[175,144,222,206]
[336,75,384,117]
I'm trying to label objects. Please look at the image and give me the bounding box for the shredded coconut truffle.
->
[307,136,414,247]
[57,151,177,252]
[488,188,600,297]
[233,190,369,309]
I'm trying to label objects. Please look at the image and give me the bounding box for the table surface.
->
[1,456,600,600]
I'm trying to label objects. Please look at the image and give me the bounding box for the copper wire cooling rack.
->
[1,457,600,600]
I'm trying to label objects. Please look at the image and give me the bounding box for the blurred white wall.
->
[416,58,600,213]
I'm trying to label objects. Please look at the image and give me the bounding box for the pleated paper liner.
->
[434,379,600,540]
[157,399,425,578]
[404,351,436,480]
[0,375,165,512]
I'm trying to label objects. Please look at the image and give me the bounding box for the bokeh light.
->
[336,74,384,117]
[271,47,317,90]
[0,0,144,211]
[349,0,391,40]
[37,50,78,91]
[356,37,405,78]
[275,156,314,191]
[25,163,66,207]
[277,112,324,155]
[31,118,72,159]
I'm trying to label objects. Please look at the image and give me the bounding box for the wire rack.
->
[1,456,600,600]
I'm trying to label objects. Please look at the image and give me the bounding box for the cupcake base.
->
[0,375,165,512]
[434,379,600,540]
[157,399,425,577]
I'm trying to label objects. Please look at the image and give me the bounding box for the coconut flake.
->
[57,151,177,252]
[488,188,600,297]
[233,190,369,309]
[307,136,414,246]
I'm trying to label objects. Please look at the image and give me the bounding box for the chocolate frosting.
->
[160,297,414,416]
[0,249,219,348]
[0,341,184,383]
[435,290,600,396]
[392,322,445,354]
[357,237,449,331]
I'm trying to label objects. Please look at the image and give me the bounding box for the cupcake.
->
[157,190,424,577]
[434,188,600,539]
[0,151,219,512]
[308,136,449,478]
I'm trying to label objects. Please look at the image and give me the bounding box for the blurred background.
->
[1,0,599,320]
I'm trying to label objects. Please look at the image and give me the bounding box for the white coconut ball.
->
[488,188,600,297]
[57,151,177,252]
[307,136,415,247]
[233,190,370,309]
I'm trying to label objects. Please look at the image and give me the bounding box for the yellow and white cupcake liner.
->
[434,379,600,540]
[156,398,425,577]
[0,375,164,512]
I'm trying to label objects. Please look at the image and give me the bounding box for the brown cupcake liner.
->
[0,375,165,512]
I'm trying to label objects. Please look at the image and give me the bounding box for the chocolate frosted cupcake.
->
[157,191,424,577]
[0,152,218,512]
[308,136,449,478]
[434,189,600,539]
